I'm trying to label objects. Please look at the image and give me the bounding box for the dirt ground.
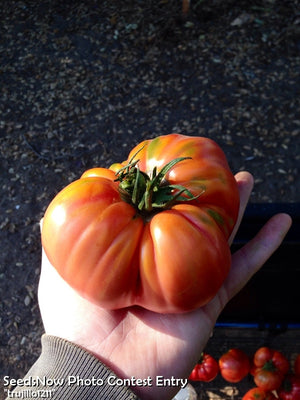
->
[0,0,299,399]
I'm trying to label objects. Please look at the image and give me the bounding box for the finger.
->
[228,171,254,245]
[226,212,292,300]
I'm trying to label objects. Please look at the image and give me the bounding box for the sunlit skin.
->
[39,171,292,400]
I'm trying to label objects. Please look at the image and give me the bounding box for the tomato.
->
[253,347,290,391]
[295,354,300,377]
[42,134,239,313]
[219,348,250,383]
[189,352,219,382]
[242,387,277,400]
[254,370,284,393]
[278,374,300,400]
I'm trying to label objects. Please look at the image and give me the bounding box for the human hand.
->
[38,171,292,400]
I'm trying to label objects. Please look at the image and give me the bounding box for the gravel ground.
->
[0,0,299,398]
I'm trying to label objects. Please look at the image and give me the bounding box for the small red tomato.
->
[253,347,290,391]
[189,352,219,382]
[278,374,300,400]
[219,348,250,383]
[254,370,284,393]
[295,354,300,377]
[253,347,290,375]
[242,387,277,400]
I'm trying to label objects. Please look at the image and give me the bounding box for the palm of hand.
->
[39,249,215,399]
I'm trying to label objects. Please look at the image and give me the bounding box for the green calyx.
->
[262,360,277,372]
[115,155,201,214]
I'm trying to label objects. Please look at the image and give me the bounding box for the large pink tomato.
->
[41,134,239,313]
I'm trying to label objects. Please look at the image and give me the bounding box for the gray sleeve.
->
[5,334,140,400]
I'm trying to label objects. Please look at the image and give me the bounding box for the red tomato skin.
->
[188,353,219,382]
[254,370,284,392]
[295,354,300,377]
[278,375,300,400]
[253,347,290,391]
[138,205,231,311]
[219,348,250,383]
[242,387,277,400]
[188,367,199,381]
[42,178,144,309]
[254,347,290,376]
[42,134,240,313]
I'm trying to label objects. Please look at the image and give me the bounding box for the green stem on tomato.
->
[115,156,203,214]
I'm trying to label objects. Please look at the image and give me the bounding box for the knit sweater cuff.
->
[7,334,140,400]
